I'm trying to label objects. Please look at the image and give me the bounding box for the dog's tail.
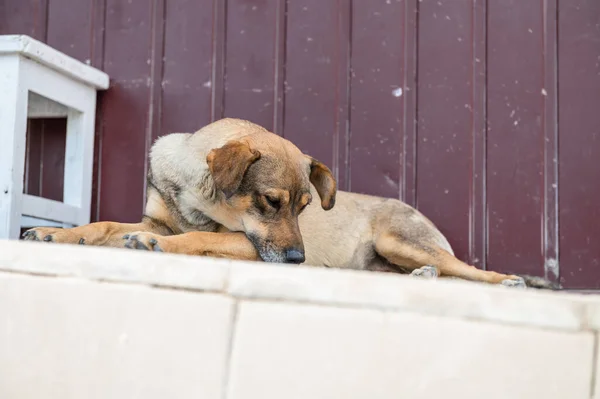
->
[518,274,561,290]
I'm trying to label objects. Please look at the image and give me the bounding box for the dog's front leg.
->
[22,219,171,248]
[122,231,261,262]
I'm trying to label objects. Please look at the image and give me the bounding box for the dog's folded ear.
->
[207,141,261,199]
[308,157,337,210]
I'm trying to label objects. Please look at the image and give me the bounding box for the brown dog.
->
[23,118,556,288]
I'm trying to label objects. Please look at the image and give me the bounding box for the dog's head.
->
[206,136,336,264]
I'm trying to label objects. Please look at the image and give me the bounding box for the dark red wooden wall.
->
[2,0,599,289]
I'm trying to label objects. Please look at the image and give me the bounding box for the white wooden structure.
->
[0,35,109,239]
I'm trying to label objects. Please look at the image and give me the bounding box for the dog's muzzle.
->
[247,234,305,264]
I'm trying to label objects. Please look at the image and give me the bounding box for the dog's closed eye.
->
[265,195,281,210]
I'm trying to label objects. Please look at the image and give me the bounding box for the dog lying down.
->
[23,118,558,290]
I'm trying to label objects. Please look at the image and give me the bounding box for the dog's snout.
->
[285,248,305,264]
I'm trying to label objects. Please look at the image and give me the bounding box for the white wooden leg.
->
[0,56,28,239]
[63,91,96,226]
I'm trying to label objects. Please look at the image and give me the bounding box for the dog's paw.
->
[500,277,527,289]
[518,275,561,290]
[123,232,166,252]
[22,228,86,245]
[410,265,439,279]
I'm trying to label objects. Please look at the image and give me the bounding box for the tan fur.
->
[23,118,540,286]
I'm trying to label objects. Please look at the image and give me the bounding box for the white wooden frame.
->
[0,35,109,239]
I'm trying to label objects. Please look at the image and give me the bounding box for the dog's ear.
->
[308,157,336,210]
[207,141,261,198]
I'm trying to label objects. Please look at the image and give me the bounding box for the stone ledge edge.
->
[0,239,598,333]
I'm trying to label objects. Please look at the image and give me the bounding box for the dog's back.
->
[299,189,454,270]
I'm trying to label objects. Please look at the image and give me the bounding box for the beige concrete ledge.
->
[0,239,598,398]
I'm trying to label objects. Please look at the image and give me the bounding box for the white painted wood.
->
[20,216,70,228]
[0,35,109,89]
[28,92,68,118]
[63,99,96,226]
[0,55,28,239]
[20,57,96,113]
[21,194,81,226]
[0,35,108,238]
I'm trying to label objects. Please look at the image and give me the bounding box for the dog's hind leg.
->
[374,233,524,285]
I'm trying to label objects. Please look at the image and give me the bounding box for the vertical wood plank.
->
[470,0,487,268]
[284,0,351,183]
[22,119,66,202]
[160,0,214,136]
[558,0,600,288]
[334,0,351,190]
[211,0,227,122]
[486,0,546,276]
[39,119,66,202]
[542,0,559,283]
[272,0,287,135]
[147,0,165,167]
[0,0,48,40]
[223,0,280,131]
[402,0,418,207]
[46,0,93,62]
[90,0,107,222]
[349,0,412,200]
[24,120,43,197]
[98,0,155,222]
[416,0,475,264]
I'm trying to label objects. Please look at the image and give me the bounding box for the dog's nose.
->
[285,249,305,264]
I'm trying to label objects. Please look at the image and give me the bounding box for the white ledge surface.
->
[1,239,599,333]
[0,35,109,89]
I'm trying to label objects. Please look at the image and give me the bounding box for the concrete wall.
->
[0,240,599,399]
